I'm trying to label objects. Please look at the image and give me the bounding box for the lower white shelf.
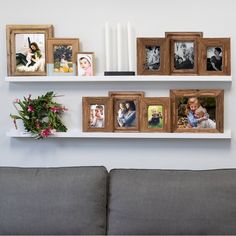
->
[6,129,232,139]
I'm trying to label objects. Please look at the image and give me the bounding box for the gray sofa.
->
[1,167,236,235]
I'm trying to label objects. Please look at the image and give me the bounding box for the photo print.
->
[90,104,105,128]
[207,47,222,71]
[145,46,160,71]
[148,105,163,128]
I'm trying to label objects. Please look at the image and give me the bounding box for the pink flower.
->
[27,105,34,112]
[40,128,52,138]
[50,106,60,113]
[13,98,20,103]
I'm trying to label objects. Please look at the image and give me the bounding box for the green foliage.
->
[10,91,68,139]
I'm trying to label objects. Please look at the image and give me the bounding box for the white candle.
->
[127,22,132,71]
[117,23,122,71]
[105,22,110,71]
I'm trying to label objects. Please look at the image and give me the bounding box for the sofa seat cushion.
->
[0,166,107,235]
[107,169,236,235]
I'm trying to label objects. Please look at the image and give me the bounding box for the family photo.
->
[145,46,160,71]
[148,105,163,128]
[90,104,105,128]
[15,34,45,73]
[77,53,94,76]
[174,42,194,70]
[207,47,223,71]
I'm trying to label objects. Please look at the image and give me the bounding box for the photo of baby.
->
[90,104,104,128]
[77,53,94,76]
[148,105,163,128]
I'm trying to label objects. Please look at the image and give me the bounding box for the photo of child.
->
[90,104,104,128]
[145,46,160,71]
[77,53,94,76]
[148,105,163,128]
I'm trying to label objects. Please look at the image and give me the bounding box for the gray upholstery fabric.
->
[107,169,236,235]
[0,166,107,235]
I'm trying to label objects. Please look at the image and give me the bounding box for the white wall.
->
[0,0,235,170]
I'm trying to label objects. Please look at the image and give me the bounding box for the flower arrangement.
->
[10,91,68,139]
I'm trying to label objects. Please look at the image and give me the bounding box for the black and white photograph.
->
[207,47,222,71]
[174,41,194,70]
[145,46,160,71]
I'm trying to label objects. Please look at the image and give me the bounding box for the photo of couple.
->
[15,34,45,73]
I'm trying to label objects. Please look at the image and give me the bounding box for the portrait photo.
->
[207,47,222,71]
[90,104,105,128]
[148,105,163,128]
[145,46,160,71]
[77,53,94,76]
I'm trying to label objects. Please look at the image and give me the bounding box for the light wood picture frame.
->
[170,89,224,133]
[6,24,54,76]
[198,38,231,75]
[109,91,145,132]
[166,32,203,75]
[140,97,170,132]
[137,38,168,75]
[82,97,113,132]
[47,38,80,76]
[77,52,95,76]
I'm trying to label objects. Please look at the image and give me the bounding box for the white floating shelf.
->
[6,129,232,139]
[5,75,232,82]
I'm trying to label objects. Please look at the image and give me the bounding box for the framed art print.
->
[198,38,231,75]
[170,89,224,133]
[6,25,54,76]
[47,38,80,76]
[82,97,113,132]
[137,38,168,75]
[140,97,170,132]
[77,52,95,76]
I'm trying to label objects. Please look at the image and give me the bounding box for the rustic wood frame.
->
[77,52,95,76]
[82,97,113,132]
[109,91,145,132]
[198,38,231,75]
[170,89,224,133]
[137,38,168,75]
[165,32,203,75]
[6,24,54,76]
[140,97,170,132]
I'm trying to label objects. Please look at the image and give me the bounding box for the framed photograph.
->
[47,38,80,76]
[6,25,54,76]
[166,32,203,75]
[137,38,168,75]
[82,97,113,132]
[109,91,145,132]
[140,98,170,132]
[198,38,231,75]
[77,52,95,76]
[170,89,224,133]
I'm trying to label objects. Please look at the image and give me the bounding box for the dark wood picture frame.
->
[6,24,54,76]
[198,38,231,75]
[109,91,145,132]
[170,89,224,133]
[140,97,170,132]
[82,97,113,132]
[165,32,203,75]
[137,38,168,75]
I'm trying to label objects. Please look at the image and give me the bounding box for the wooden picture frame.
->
[47,38,80,76]
[198,38,231,75]
[109,91,145,132]
[82,97,113,132]
[6,24,54,76]
[165,32,203,75]
[77,52,95,76]
[140,97,170,132]
[137,38,168,75]
[170,89,224,133]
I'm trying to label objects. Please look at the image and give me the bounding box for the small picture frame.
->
[82,97,113,132]
[170,89,224,133]
[140,97,170,132]
[166,32,203,75]
[77,52,95,76]
[137,38,168,75]
[6,25,54,76]
[109,91,145,132]
[198,38,231,75]
[47,38,80,76]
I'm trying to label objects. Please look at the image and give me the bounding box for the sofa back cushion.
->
[0,166,107,235]
[107,169,236,235]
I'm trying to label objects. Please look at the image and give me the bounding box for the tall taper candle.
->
[127,22,132,71]
[105,22,110,71]
[117,23,122,71]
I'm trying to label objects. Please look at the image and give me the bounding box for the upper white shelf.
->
[5,75,232,82]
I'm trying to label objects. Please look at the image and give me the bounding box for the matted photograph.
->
[77,52,95,76]
[140,98,170,132]
[199,38,231,75]
[170,89,224,133]
[47,38,79,76]
[137,38,168,75]
[82,97,113,132]
[109,91,145,132]
[6,25,54,76]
